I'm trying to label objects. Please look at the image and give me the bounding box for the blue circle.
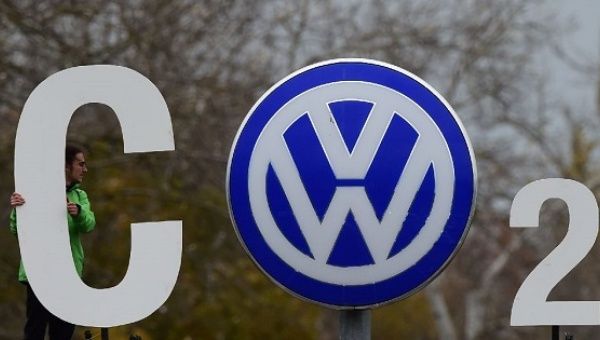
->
[227,59,476,308]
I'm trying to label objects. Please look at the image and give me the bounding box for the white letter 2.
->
[510,178,600,325]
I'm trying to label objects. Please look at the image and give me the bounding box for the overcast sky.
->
[546,1,599,110]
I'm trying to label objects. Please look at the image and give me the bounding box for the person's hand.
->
[10,192,25,208]
[67,201,79,216]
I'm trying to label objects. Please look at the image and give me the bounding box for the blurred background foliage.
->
[1,0,599,339]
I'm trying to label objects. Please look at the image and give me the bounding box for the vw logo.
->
[227,59,476,308]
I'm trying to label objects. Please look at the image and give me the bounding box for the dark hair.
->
[66,144,85,165]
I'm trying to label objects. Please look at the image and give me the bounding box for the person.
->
[9,144,96,340]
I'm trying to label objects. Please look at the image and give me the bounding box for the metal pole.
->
[340,310,371,340]
[551,325,559,340]
[101,327,109,340]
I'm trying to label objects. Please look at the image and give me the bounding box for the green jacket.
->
[9,183,96,282]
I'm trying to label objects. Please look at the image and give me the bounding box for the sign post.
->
[227,59,476,335]
[340,310,371,340]
[552,325,559,340]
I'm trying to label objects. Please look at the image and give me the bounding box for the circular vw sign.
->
[227,59,476,308]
